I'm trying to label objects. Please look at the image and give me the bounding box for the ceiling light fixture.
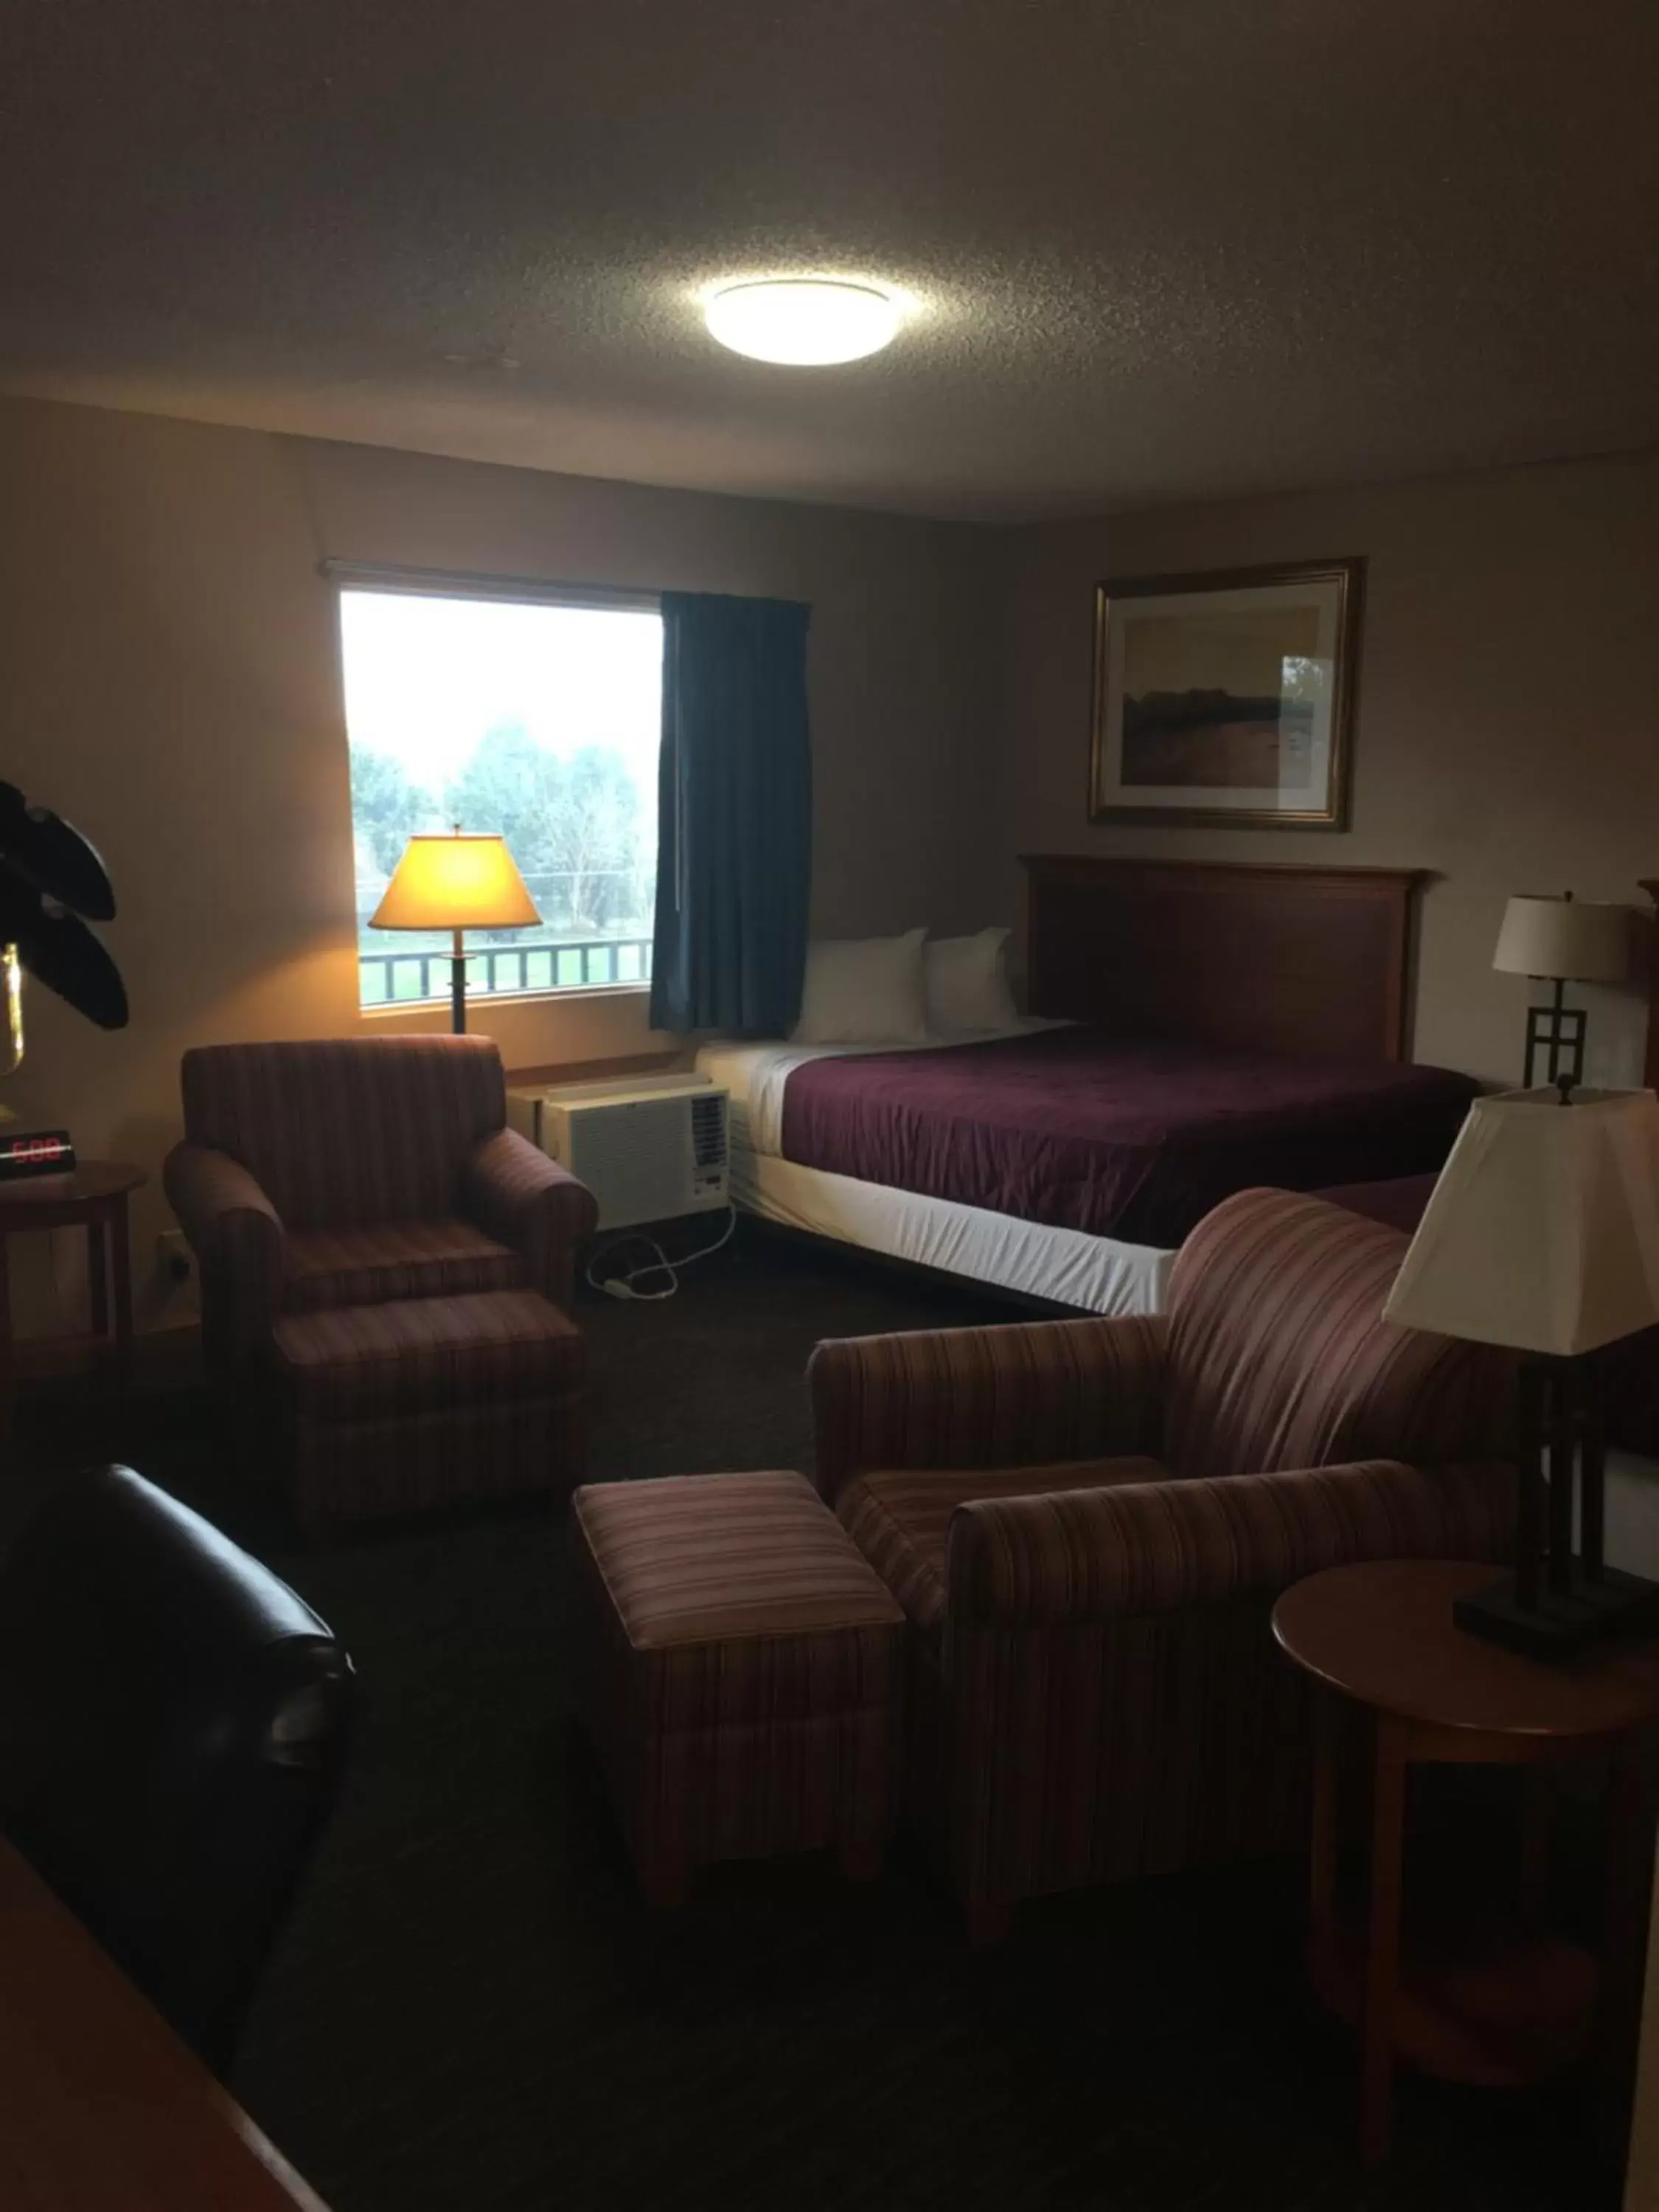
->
[703,279,903,366]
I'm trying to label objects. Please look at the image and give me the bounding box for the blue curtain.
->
[649,591,813,1035]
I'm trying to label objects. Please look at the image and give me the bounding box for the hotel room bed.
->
[698,1027,1175,1312]
[697,1022,1477,1314]
[695,857,1487,1316]
[776,1025,1475,1244]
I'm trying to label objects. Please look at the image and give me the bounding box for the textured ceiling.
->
[1,1,1655,521]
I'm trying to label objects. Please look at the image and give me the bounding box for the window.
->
[339,581,663,1009]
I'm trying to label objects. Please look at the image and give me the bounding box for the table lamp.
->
[1492,891,1629,1088]
[370,828,540,1033]
[1383,1084,1659,1659]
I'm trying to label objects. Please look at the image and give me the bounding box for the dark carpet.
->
[10,1230,1598,2211]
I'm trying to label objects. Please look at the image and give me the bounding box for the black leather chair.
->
[0,1464,353,2076]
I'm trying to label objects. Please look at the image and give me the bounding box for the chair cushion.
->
[574,1472,902,1650]
[838,1456,1171,1638]
[281,1219,524,1312]
[273,1290,582,1422]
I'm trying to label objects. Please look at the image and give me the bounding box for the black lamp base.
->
[1523,978,1585,1090]
[1454,1564,1659,1663]
[450,942,467,1034]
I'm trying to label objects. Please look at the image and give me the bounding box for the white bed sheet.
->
[693,1034,1170,1316]
[730,1144,1171,1316]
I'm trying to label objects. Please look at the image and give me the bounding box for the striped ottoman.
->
[273,1290,586,1538]
[570,1471,905,1904]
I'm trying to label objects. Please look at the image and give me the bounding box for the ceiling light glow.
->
[703,279,903,366]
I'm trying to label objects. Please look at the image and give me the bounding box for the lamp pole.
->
[448,823,466,1034]
[451,925,467,1034]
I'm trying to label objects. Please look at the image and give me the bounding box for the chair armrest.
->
[808,1312,1168,1506]
[161,1142,285,1373]
[947,1458,1517,1630]
[463,1127,598,1309]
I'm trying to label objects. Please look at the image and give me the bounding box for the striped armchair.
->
[164,1036,597,1532]
[809,1188,1517,1938]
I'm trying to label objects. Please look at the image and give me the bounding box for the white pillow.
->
[791,929,930,1045]
[924,928,1019,1036]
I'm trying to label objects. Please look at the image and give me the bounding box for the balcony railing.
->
[359,933,653,1007]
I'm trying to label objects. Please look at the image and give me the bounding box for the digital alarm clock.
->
[0,1129,77,1180]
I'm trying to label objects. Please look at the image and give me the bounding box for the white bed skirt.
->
[730,1144,1172,1317]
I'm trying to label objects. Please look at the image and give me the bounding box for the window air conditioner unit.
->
[507,1074,729,1231]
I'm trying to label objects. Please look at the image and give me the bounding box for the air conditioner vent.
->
[510,1080,730,1231]
[691,1093,728,1169]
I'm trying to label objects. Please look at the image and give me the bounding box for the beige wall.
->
[996,448,1659,1086]
[5,392,1655,1336]
[0,395,997,1330]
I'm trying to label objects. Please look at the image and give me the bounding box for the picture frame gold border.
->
[1088,556,1366,831]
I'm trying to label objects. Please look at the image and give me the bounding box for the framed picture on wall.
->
[1089,557,1364,829]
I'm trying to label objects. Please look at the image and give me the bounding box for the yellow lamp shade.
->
[370,833,540,931]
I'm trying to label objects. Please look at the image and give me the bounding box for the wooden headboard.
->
[1022,855,1427,1062]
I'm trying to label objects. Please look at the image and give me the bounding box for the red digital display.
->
[3,1135,69,1164]
[0,1128,76,1179]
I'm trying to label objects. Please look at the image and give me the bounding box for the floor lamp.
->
[1383,1084,1659,1659]
[371,830,540,1033]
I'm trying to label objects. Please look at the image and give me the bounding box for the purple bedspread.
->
[779,1027,1481,1248]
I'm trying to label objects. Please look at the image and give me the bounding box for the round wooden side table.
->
[0,1161,147,1439]
[1273,1558,1659,2163]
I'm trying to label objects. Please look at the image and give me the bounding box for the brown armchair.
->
[164,1035,597,1534]
[809,1187,1517,1938]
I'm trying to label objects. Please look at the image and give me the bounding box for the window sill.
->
[360,983,652,1020]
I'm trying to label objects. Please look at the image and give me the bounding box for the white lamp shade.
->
[369,833,540,931]
[1382,1088,1659,1355]
[1492,895,1630,984]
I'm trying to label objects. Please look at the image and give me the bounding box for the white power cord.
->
[586,1204,738,1302]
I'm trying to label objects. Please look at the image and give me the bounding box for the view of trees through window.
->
[341,589,664,1006]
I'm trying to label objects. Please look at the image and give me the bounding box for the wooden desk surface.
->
[0,1835,329,2211]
